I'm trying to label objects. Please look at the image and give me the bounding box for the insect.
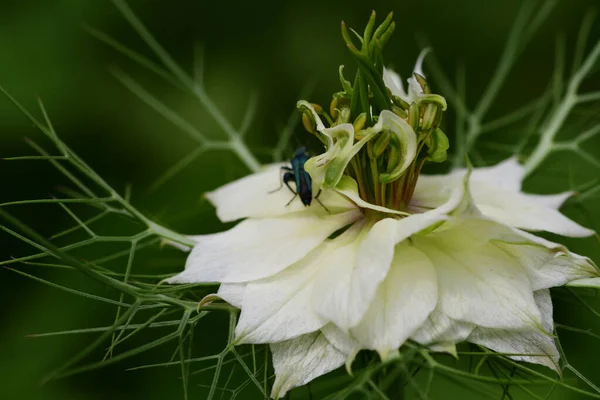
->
[271,147,327,210]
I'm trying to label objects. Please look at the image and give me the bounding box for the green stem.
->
[368,143,381,205]
[111,0,262,173]
[379,364,406,400]
[358,72,372,125]
[351,158,368,201]
[394,173,407,209]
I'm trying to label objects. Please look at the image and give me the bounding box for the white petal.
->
[494,232,599,290]
[463,219,600,289]
[411,169,478,218]
[410,173,458,211]
[412,157,523,210]
[234,243,335,344]
[205,163,355,222]
[351,243,438,360]
[270,332,345,399]
[405,49,431,101]
[524,192,573,209]
[411,308,475,349]
[469,157,524,191]
[383,67,408,101]
[470,158,592,236]
[313,211,447,330]
[168,210,361,284]
[321,323,358,355]
[473,188,593,237]
[217,283,245,308]
[412,48,431,77]
[310,231,370,330]
[312,173,472,331]
[407,76,424,101]
[413,158,594,237]
[414,222,542,330]
[469,290,560,372]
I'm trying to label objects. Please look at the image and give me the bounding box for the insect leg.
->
[283,172,299,207]
[268,166,294,193]
[286,193,298,207]
[282,172,297,194]
[314,189,330,213]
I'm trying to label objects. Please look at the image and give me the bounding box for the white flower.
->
[168,156,598,398]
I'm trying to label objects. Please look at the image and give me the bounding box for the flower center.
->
[298,12,450,211]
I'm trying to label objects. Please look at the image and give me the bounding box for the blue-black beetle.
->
[271,147,327,209]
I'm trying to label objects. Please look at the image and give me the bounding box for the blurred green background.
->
[1,0,600,399]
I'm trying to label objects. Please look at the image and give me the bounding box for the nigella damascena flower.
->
[167,13,598,399]
[168,158,597,398]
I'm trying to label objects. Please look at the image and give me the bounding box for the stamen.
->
[298,12,450,211]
